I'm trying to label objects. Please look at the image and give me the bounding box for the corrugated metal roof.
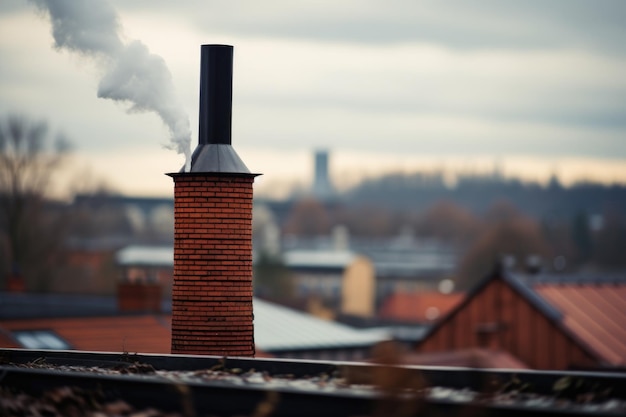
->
[116,245,173,267]
[283,249,357,270]
[373,253,456,277]
[253,298,389,351]
[534,282,626,366]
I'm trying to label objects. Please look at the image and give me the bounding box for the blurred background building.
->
[1,148,625,369]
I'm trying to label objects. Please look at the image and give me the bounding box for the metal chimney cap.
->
[185,143,251,174]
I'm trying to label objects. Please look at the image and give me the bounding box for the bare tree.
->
[414,200,481,242]
[457,200,552,289]
[0,114,71,291]
[283,198,332,237]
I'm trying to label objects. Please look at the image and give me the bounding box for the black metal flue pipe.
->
[184,43,254,173]
[198,44,233,145]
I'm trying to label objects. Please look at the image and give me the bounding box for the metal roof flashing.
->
[182,143,252,174]
[504,272,563,322]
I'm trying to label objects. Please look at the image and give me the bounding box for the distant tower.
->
[312,149,335,200]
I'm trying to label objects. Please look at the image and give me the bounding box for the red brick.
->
[170,173,256,357]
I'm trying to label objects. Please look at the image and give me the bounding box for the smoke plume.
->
[31,0,192,171]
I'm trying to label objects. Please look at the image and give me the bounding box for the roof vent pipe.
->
[199,44,232,146]
[186,44,250,173]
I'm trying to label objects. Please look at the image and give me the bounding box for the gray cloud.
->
[117,0,626,53]
[1,0,625,173]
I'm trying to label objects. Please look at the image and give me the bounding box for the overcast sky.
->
[1,0,625,197]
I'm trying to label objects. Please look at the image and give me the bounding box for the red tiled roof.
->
[535,283,626,366]
[379,291,465,323]
[0,331,20,348]
[0,314,274,357]
[0,315,172,354]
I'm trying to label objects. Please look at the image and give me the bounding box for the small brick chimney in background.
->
[117,281,162,313]
[168,45,259,357]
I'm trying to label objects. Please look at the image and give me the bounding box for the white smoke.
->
[31,0,192,172]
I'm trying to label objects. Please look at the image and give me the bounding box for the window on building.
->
[12,330,71,350]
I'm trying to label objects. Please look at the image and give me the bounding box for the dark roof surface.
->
[0,292,171,319]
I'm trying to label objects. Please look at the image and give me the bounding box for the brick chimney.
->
[117,281,162,313]
[168,45,259,357]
